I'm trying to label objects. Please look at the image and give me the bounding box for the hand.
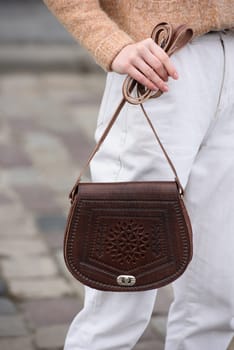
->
[111,38,179,92]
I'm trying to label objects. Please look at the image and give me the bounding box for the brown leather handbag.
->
[64,23,194,292]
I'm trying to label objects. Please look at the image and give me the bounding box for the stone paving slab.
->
[0,297,17,315]
[0,315,28,337]
[43,232,65,251]
[153,285,173,316]
[21,298,82,327]
[56,250,85,300]
[8,278,72,300]
[150,315,168,338]
[229,338,234,350]
[134,339,164,350]
[1,256,59,278]
[133,324,164,349]
[13,185,63,214]
[0,144,32,167]
[34,324,69,350]
[0,280,8,296]
[0,337,34,350]
[0,239,48,257]
[36,214,67,234]
[0,205,39,237]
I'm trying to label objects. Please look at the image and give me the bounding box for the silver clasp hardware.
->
[117,275,136,287]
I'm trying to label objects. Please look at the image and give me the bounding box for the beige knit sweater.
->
[43,0,234,71]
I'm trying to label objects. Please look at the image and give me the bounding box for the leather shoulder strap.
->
[70,22,193,203]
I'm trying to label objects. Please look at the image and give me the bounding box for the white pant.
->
[64,30,234,350]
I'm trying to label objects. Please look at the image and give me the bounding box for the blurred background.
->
[0,0,103,73]
[0,1,107,349]
[0,1,233,350]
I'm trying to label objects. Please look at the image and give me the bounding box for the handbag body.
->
[64,23,194,292]
[64,181,192,291]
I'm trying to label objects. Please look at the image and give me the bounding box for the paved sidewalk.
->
[0,72,233,350]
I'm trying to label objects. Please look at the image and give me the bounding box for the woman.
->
[43,1,234,349]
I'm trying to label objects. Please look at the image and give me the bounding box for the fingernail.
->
[163,84,169,92]
[173,72,179,79]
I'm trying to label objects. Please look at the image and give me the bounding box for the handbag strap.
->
[69,22,193,203]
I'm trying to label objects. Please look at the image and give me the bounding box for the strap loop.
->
[122,22,193,105]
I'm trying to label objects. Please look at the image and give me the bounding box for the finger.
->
[149,41,179,79]
[133,58,168,92]
[128,66,168,92]
[141,50,169,81]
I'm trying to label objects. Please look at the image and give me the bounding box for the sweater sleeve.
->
[43,0,134,71]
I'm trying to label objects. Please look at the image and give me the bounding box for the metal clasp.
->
[117,275,136,287]
[175,177,184,197]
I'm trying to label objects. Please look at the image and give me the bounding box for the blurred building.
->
[0,0,101,73]
[0,0,74,44]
